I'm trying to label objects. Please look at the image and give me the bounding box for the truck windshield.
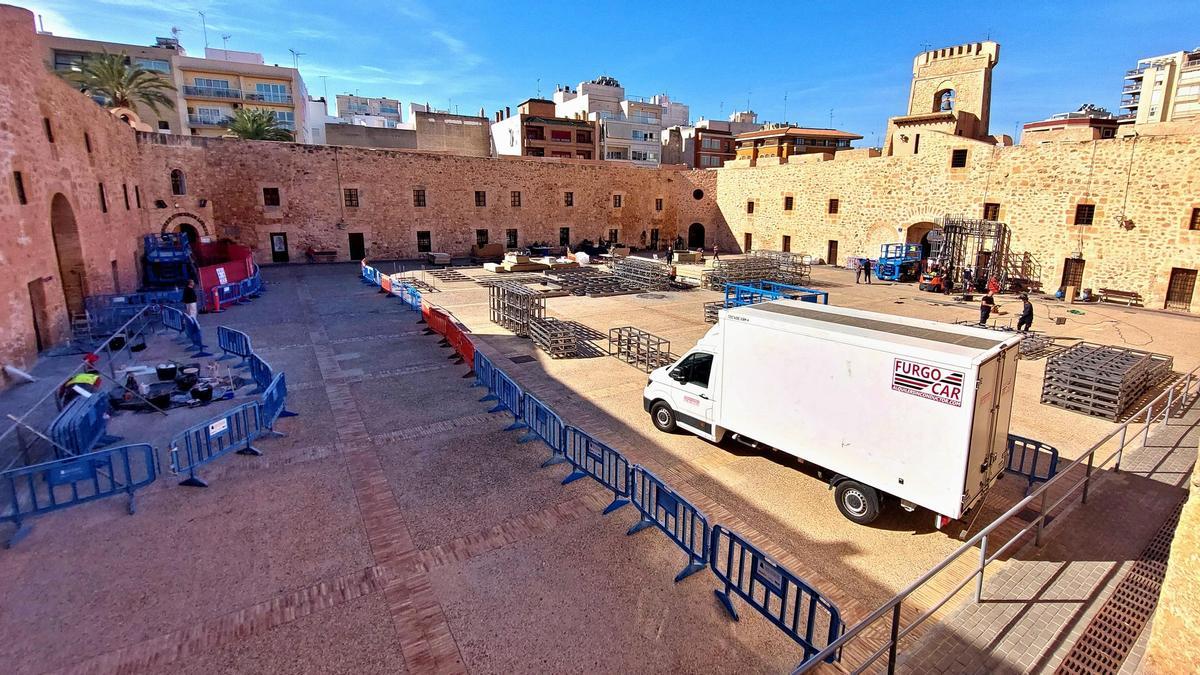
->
[671,353,713,388]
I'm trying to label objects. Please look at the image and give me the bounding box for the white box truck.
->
[642,300,1021,527]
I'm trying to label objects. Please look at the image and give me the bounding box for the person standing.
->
[182,279,199,319]
[854,258,863,284]
[712,244,720,262]
[1017,294,1034,332]
[979,293,997,326]
[862,258,872,284]
[963,265,974,291]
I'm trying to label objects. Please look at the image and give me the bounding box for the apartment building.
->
[40,34,310,142]
[662,111,762,168]
[553,76,690,167]
[491,98,599,159]
[335,94,403,127]
[1021,104,1121,144]
[1121,48,1200,124]
[734,125,862,165]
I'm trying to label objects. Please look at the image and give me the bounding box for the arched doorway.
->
[907,222,940,261]
[50,193,86,316]
[178,223,200,248]
[688,223,705,249]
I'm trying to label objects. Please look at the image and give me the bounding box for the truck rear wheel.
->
[650,402,677,432]
[834,481,881,525]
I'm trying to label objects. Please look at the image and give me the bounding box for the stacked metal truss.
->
[703,301,724,324]
[1041,342,1174,420]
[611,256,672,291]
[749,250,812,284]
[529,317,578,358]
[608,326,672,372]
[488,281,545,337]
[544,268,644,297]
[701,257,779,290]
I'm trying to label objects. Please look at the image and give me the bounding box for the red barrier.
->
[380,275,392,294]
[420,301,434,327]
[430,309,450,336]
[446,319,475,366]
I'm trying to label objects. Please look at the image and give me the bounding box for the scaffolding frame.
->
[488,282,545,337]
[931,216,1011,291]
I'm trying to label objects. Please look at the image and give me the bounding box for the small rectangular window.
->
[784,196,794,211]
[413,189,426,207]
[511,191,521,207]
[13,171,27,205]
[134,185,142,208]
[1074,203,1095,226]
[84,133,92,154]
[913,133,920,154]
[828,198,839,215]
[613,194,622,208]
[263,187,281,207]
[559,227,570,246]
[564,191,573,207]
[122,184,130,210]
[950,149,968,168]
[608,228,619,243]
[506,228,518,248]
[747,201,755,214]
[98,183,107,213]
[782,235,792,252]
[473,229,488,247]
[983,202,1001,221]
[44,118,54,143]
[417,230,432,253]
[344,188,360,207]
[655,198,663,211]
[158,121,170,131]
[1189,208,1200,231]
[474,190,486,207]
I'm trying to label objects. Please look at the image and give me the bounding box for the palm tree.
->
[225,107,294,141]
[61,52,176,114]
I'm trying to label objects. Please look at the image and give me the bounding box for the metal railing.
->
[188,114,231,127]
[244,92,294,104]
[182,85,242,99]
[795,364,1200,674]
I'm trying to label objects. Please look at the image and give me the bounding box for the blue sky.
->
[18,0,1200,145]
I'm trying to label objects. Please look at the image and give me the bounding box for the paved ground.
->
[0,259,1195,674]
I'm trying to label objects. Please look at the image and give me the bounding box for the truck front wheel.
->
[650,402,677,433]
[834,481,881,524]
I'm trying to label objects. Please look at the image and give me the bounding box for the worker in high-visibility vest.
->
[57,360,102,409]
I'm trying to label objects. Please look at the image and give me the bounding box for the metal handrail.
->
[795,364,1200,673]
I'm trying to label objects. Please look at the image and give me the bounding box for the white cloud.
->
[12,1,82,37]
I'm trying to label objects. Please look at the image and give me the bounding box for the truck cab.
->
[644,329,723,442]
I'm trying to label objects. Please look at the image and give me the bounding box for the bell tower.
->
[885,41,1000,155]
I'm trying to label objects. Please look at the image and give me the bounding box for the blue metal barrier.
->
[709,525,843,665]
[1006,434,1060,495]
[161,305,185,334]
[170,401,263,487]
[0,443,158,547]
[216,326,253,368]
[49,394,123,458]
[628,465,710,581]
[473,351,496,393]
[184,315,212,357]
[213,283,242,309]
[724,281,830,309]
[518,393,568,467]
[248,353,274,394]
[489,368,524,430]
[562,427,630,514]
[260,372,298,433]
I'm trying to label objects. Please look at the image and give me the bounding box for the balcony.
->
[1124,67,1145,78]
[183,85,242,100]
[1184,60,1200,72]
[1122,82,1141,93]
[244,92,294,105]
[188,114,231,127]
[276,120,295,131]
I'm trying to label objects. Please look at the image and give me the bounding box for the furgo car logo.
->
[892,359,964,407]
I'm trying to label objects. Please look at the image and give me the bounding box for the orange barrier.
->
[380,275,392,294]
[446,318,475,367]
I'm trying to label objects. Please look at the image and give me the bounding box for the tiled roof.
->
[735,126,863,141]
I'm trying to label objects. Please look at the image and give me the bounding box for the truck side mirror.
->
[670,369,687,383]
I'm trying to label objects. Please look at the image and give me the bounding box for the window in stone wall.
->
[263,187,281,207]
[158,121,170,131]
[122,184,130,210]
[413,189,426,207]
[417,230,432,253]
[1190,208,1200,231]
[475,190,486,207]
[171,169,186,196]
[784,196,794,211]
[1074,203,1095,226]
[564,191,573,207]
[983,202,1001,220]
[782,235,792,252]
[746,201,755,214]
[559,227,570,246]
[613,194,622,208]
[506,228,518,248]
[98,183,108,213]
[655,198,663,211]
[13,171,27,205]
[476,229,489,247]
[608,228,619,243]
[84,133,92,154]
[511,191,522,207]
[134,185,142,208]
[950,149,968,168]
[43,118,54,143]
[828,198,839,214]
[344,188,360,208]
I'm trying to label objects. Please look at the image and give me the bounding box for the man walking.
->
[182,279,199,319]
[979,293,997,326]
[1017,293,1034,332]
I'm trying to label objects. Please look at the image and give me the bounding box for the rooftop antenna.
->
[829,108,834,128]
[288,48,305,69]
[920,42,932,52]
[536,77,541,98]
[783,91,788,122]
[170,26,182,41]
[221,34,231,57]
[198,11,209,49]
[320,75,329,103]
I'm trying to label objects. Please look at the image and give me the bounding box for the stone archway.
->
[688,222,705,249]
[160,212,210,239]
[50,193,86,315]
[907,221,941,261]
[864,222,903,260]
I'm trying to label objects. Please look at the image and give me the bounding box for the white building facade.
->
[553,76,689,167]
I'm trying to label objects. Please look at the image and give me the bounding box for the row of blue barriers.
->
[160,306,213,357]
[48,393,124,460]
[359,264,423,312]
[471,350,844,666]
